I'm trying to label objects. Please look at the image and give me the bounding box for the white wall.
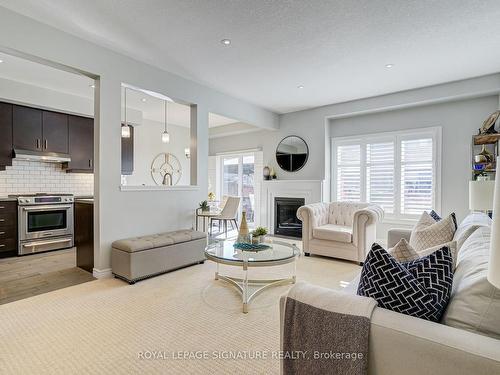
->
[209,128,281,170]
[210,78,500,241]
[0,7,279,275]
[211,75,500,181]
[0,76,94,116]
[330,96,499,238]
[0,76,141,123]
[124,120,190,186]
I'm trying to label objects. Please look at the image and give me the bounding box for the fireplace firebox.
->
[274,197,305,238]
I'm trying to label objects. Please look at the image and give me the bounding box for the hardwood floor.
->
[0,248,95,305]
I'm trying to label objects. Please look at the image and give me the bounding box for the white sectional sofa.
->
[281,213,500,374]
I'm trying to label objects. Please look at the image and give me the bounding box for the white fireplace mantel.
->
[261,180,323,234]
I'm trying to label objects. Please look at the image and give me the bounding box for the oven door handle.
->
[22,237,73,247]
[21,205,73,212]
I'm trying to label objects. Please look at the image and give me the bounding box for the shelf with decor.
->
[471,134,500,179]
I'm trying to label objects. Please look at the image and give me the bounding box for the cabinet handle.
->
[89,159,93,168]
[0,206,4,209]
[0,244,5,248]
[0,232,5,235]
[36,139,40,149]
[0,219,4,222]
[44,139,48,149]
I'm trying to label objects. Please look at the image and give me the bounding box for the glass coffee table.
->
[205,239,300,313]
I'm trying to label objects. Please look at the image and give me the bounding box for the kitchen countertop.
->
[0,195,94,202]
[0,197,18,202]
[75,198,94,204]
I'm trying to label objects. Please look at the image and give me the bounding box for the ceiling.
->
[0,51,94,97]
[124,86,237,127]
[1,1,500,114]
[0,51,239,127]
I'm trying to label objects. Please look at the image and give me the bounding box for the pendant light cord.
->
[165,100,168,133]
[124,87,127,126]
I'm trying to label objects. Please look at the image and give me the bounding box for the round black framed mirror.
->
[276,135,309,172]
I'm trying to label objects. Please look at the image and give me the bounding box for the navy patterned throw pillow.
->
[357,243,453,322]
[429,210,441,221]
[430,210,457,230]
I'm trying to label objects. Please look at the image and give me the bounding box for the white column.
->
[93,75,122,277]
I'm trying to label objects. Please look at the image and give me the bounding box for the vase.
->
[252,235,266,244]
[263,166,271,180]
[475,145,493,163]
[237,211,250,242]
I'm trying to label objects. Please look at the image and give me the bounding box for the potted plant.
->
[251,226,268,244]
[199,200,209,212]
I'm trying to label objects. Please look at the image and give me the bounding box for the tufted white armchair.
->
[297,201,383,263]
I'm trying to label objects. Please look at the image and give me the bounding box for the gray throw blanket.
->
[282,282,377,375]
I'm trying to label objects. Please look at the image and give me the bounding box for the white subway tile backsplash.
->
[0,160,93,196]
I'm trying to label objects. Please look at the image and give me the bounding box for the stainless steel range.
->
[12,194,74,255]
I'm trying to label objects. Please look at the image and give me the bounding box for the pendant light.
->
[121,87,131,138]
[161,100,170,143]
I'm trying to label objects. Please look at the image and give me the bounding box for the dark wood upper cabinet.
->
[42,111,69,154]
[13,105,70,155]
[121,125,134,175]
[0,103,13,167]
[12,105,42,152]
[65,115,93,172]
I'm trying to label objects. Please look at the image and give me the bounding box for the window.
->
[221,153,256,226]
[332,127,441,220]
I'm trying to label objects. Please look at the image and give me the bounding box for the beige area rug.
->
[0,254,360,374]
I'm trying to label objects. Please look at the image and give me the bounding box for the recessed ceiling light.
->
[89,84,95,88]
[141,98,147,102]
[221,39,231,46]
[0,59,3,64]
[297,85,304,89]
[385,64,394,68]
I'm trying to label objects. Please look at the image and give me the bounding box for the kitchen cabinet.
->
[75,199,94,273]
[65,115,93,172]
[12,105,69,155]
[42,111,69,154]
[0,200,17,258]
[12,105,42,152]
[0,102,12,168]
[121,125,134,175]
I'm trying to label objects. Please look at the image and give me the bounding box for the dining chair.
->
[210,196,241,237]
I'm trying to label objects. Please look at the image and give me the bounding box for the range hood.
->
[14,149,71,163]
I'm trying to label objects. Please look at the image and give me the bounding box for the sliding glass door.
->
[222,153,256,227]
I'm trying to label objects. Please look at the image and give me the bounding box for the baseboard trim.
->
[92,267,113,279]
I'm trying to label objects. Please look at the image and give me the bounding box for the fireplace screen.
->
[274,197,305,238]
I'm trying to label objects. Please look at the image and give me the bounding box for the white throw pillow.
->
[409,212,456,252]
[389,238,458,268]
[453,212,492,251]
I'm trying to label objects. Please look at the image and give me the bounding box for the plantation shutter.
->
[336,144,361,201]
[400,138,434,214]
[366,141,395,213]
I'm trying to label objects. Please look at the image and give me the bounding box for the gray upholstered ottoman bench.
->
[111,229,207,284]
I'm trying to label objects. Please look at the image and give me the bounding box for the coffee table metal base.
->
[215,271,296,313]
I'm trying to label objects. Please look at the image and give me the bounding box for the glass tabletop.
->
[205,239,299,264]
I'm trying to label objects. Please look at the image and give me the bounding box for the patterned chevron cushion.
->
[429,210,442,221]
[389,238,458,269]
[357,243,453,321]
[409,212,457,252]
